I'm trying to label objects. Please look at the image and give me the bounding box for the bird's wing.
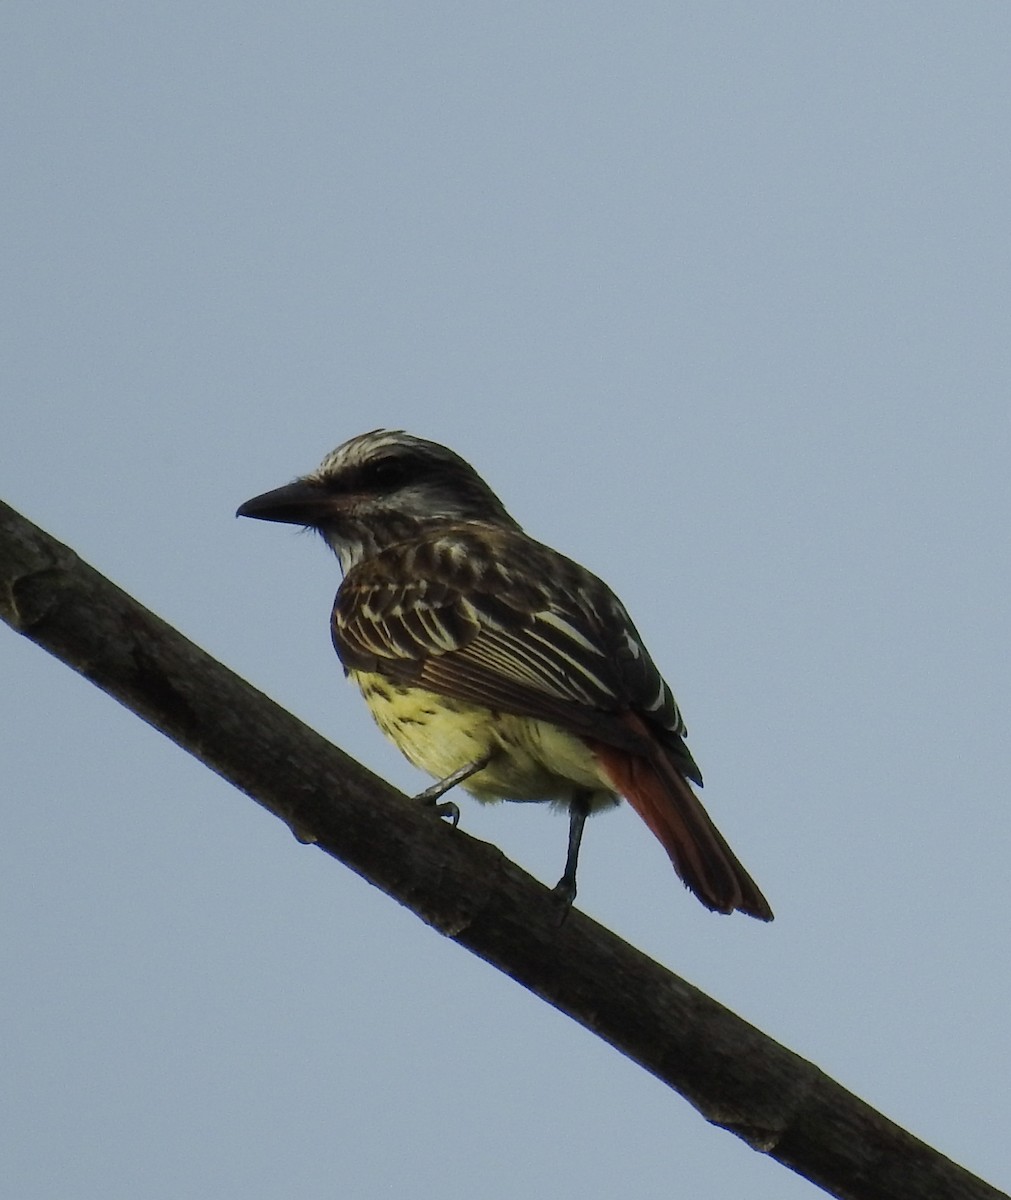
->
[332,526,702,782]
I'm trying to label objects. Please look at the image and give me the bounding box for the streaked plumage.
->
[237,429,773,920]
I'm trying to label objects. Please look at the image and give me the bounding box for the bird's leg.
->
[552,790,592,909]
[411,752,494,826]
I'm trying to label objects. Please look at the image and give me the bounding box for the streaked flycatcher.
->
[238,429,772,920]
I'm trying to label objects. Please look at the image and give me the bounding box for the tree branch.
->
[1,500,1004,1200]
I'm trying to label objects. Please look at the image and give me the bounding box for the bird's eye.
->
[362,456,411,489]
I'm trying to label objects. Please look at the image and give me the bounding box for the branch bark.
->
[1,499,1005,1200]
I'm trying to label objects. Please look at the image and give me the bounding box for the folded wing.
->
[332,525,700,779]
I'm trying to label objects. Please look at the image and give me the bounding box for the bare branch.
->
[1,500,1005,1200]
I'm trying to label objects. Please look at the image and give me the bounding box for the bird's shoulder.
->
[336,523,598,628]
[332,523,615,675]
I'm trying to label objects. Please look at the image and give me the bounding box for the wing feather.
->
[332,525,701,780]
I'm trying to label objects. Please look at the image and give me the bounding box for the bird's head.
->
[237,429,521,570]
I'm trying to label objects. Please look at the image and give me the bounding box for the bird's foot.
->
[549,874,577,924]
[409,755,493,826]
[425,797,461,826]
[411,783,461,826]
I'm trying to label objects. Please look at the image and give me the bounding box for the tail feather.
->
[592,741,773,921]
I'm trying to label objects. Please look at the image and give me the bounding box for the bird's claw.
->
[414,792,461,826]
[431,798,461,826]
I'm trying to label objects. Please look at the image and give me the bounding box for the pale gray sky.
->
[3,5,1009,1197]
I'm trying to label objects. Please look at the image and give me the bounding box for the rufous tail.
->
[592,742,773,920]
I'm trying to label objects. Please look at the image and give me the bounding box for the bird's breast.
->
[350,670,614,807]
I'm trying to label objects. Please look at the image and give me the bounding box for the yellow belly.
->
[351,670,617,811]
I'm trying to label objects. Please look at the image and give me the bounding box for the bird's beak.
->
[236,478,332,526]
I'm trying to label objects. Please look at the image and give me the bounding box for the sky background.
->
[3,5,1009,1198]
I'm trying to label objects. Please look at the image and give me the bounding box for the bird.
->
[237,429,773,920]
